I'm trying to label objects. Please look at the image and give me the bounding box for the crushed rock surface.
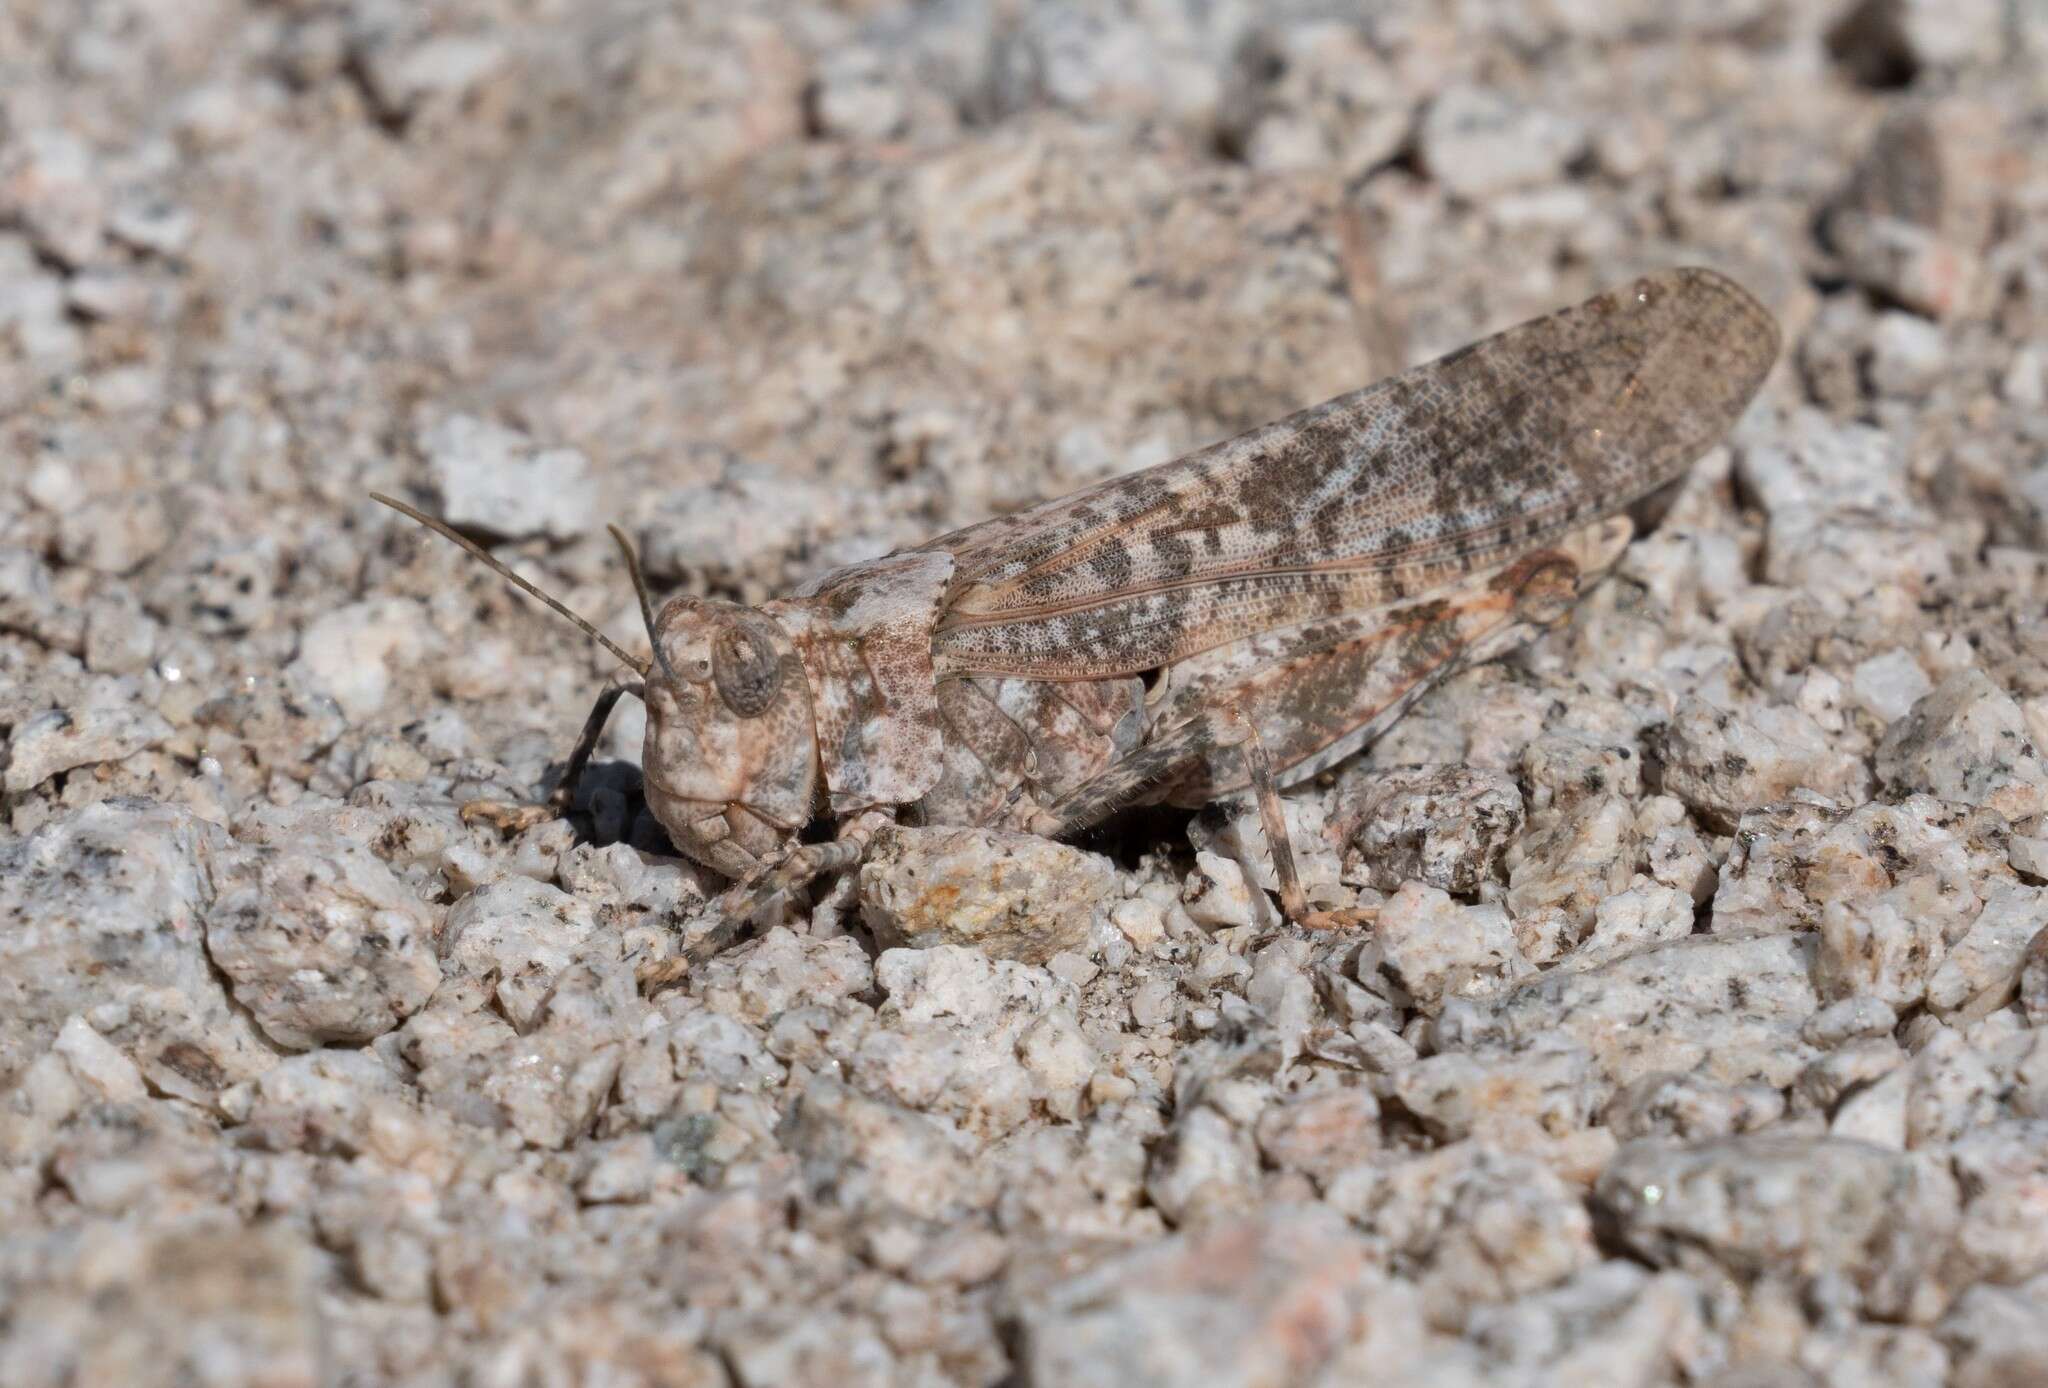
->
[4,1,2048,1384]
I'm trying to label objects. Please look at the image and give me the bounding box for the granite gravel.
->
[4,1,2048,1384]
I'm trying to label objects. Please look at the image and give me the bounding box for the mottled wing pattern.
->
[928,267,1778,680]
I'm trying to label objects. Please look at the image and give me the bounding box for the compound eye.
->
[711,618,783,717]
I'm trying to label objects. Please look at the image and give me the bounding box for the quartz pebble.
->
[1013,1206,1392,1388]
[1596,1136,1960,1321]
[859,825,1112,964]
[1878,669,2048,822]
[205,840,442,1049]
[1374,882,1529,1015]
[1418,85,1587,199]
[416,413,599,543]
[4,683,172,792]
[1332,764,1524,895]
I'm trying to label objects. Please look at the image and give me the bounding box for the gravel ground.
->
[5,2,2048,1385]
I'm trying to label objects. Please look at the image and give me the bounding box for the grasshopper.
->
[375,266,1778,951]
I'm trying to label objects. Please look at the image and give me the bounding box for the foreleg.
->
[683,808,896,966]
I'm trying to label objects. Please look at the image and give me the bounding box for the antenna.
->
[608,523,679,683]
[369,492,650,677]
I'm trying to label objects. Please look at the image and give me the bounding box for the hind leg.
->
[1025,705,1365,931]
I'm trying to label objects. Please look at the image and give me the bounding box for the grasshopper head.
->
[367,494,822,883]
[640,596,820,880]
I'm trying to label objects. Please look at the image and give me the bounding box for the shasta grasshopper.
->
[375,266,1778,951]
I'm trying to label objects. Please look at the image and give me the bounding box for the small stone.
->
[4,684,172,793]
[82,592,159,675]
[1220,22,1408,179]
[1712,796,1991,937]
[205,840,442,1050]
[686,927,873,1027]
[1816,884,1956,1011]
[1503,794,1637,933]
[1332,764,1524,895]
[1582,883,1696,959]
[1392,1040,1602,1143]
[1128,975,1175,1030]
[195,674,347,774]
[1648,695,1868,833]
[1928,883,2048,1020]
[1436,931,1821,1090]
[1181,850,1262,930]
[1418,85,1585,200]
[1016,1007,1095,1122]
[580,1133,659,1204]
[481,963,636,1149]
[1904,1028,2002,1149]
[2024,924,2048,1026]
[1852,648,1934,724]
[1334,1142,1595,1328]
[1941,1285,2048,1384]
[65,269,159,325]
[1642,804,1717,905]
[782,1074,986,1224]
[989,4,1207,127]
[1254,1085,1380,1183]
[1606,1073,1786,1142]
[151,537,281,637]
[2003,344,2046,408]
[1867,311,1947,399]
[0,801,274,1102]
[1522,733,1644,813]
[356,33,509,121]
[416,413,598,542]
[105,196,194,259]
[1145,1106,1260,1224]
[859,825,1113,965]
[635,462,844,590]
[859,946,1078,1139]
[1832,1066,1910,1148]
[1108,897,1165,950]
[719,1309,897,1388]
[1375,882,1528,1016]
[1797,1037,1907,1114]
[1878,669,2048,821]
[1822,103,1996,317]
[56,490,173,576]
[0,544,83,655]
[1014,1206,1386,1387]
[440,876,598,1031]
[1803,996,1901,1047]
[1596,1136,1959,1321]
[0,129,106,267]
[9,1222,323,1385]
[52,1016,147,1103]
[1948,1120,2048,1284]
[810,47,911,142]
[288,597,429,723]
[1463,1263,1705,1385]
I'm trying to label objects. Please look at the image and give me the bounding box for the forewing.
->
[930,266,1778,680]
